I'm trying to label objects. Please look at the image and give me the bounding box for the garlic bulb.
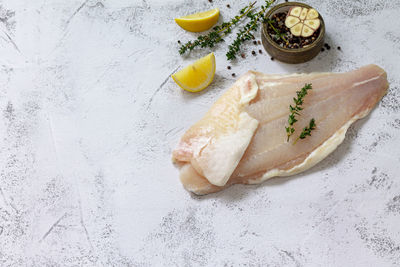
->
[285,7,320,37]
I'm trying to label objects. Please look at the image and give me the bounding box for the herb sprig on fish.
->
[294,118,316,144]
[285,83,316,142]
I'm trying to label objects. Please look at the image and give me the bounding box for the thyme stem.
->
[285,83,313,142]
[267,20,288,43]
[293,118,316,145]
[226,0,275,60]
[215,2,256,36]
[178,2,257,55]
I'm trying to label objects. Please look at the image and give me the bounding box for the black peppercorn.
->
[226,4,230,8]
[337,46,341,50]
[241,53,245,58]
[227,66,231,70]
[271,57,274,61]
[321,48,325,52]
[253,40,257,45]
[257,40,261,45]
[259,49,262,54]
[252,51,256,55]
[208,0,212,2]
[177,40,181,44]
[232,73,236,77]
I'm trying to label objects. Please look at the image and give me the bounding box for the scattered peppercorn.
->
[208,0,212,2]
[226,4,230,8]
[253,40,257,45]
[321,48,325,52]
[337,46,341,50]
[270,57,274,61]
[241,53,245,58]
[259,49,262,54]
[285,0,288,2]
[232,73,236,77]
[178,40,181,44]
[257,40,261,45]
[267,12,320,49]
[227,66,231,70]
[252,50,256,55]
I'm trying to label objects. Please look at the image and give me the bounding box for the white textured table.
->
[0,0,399,266]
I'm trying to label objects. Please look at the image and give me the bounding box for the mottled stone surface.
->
[0,0,399,266]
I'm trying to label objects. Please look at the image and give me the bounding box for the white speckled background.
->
[0,0,399,266]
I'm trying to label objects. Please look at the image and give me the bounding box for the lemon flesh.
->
[172,53,216,93]
[175,8,219,32]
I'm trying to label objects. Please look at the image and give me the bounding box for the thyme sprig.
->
[226,0,275,60]
[178,2,257,55]
[285,83,315,142]
[293,118,316,145]
[267,19,288,43]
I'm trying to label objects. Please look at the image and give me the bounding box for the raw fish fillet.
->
[172,65,388,195]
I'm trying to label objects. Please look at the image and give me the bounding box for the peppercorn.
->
[337,46,341,50]
[227,66,231,70]
[241,53,245,58]
[208,0,212,2]
[321,48,325,52]
[257,40,261,45]
[259,49,262,54]
[253,40,257,45]
[177,40,181,44]
[271,57,274,61]
[252,51,256,55]
[232,73,236,77]
[226,4,230,8]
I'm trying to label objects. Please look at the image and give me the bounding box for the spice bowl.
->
[261,2,325,64]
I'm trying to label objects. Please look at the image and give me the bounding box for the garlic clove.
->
[291,23,303,37]
[301,25,314,37]
[285,15,300,28]
[306,9,319,19]
[289,6,302,17]
[304,19,320,30]
[299,8,308,20]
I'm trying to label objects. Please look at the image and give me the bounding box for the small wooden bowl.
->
[261,2,325,64]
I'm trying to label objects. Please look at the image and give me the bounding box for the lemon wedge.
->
[175,8,220,32]
[172,53,216,93]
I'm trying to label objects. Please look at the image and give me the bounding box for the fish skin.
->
[173,65,389,195]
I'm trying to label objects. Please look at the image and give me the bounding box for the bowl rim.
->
[262,1,325,53]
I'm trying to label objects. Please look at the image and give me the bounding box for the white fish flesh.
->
[172,65,388,195]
